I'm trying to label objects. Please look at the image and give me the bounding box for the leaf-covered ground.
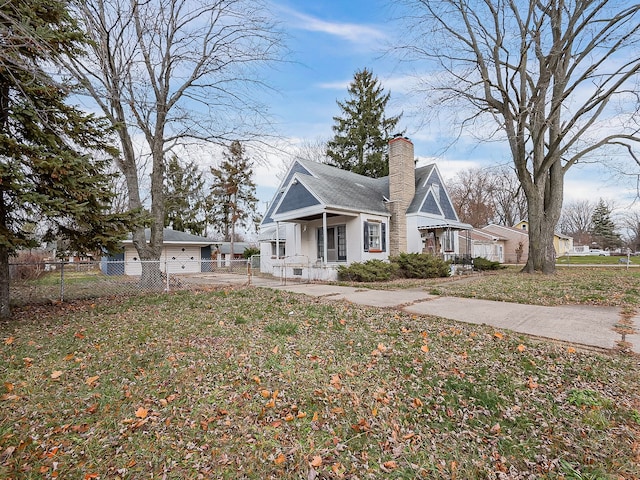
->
[1,286,639,479]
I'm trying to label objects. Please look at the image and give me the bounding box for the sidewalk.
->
[247,277,640,354]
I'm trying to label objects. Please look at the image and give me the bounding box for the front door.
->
[317,225,347,262]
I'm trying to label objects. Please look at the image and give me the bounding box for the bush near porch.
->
[337,253,450,282]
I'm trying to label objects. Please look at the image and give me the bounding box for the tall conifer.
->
[0,0,128,318]
[208,141,258,257]
[326,68,402,178]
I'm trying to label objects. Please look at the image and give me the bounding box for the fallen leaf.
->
[377,343,387,353]
[135,407,148,419]
[383,460,398,470]
[310,455,322,467]
[51,371,64,380]
[274,453,286,465]
[517,344,526,353]
[1,446,15,461]
[494,332,504,340]
[4,336,14,345]
[567,347,576,354]
[420,345,429,353]
[74,332,85,339]
[259,389,271,398]
[526,377,539,390]
[252,375,261,384]
[272,345,279,354]
[85,375,100,386]
[284,413,295,421]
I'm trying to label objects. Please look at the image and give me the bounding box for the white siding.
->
[123,245,202,275]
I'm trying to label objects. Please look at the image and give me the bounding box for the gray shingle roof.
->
[125,228,212,244]
[262,158,462,225]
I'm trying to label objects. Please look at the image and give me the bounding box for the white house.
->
[258,136,472,281]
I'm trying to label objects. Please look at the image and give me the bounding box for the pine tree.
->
[326,68,402,178]
[208,141,258,258]
[0,0,129,318]
[164,156,207,236]
[590,199,621,250]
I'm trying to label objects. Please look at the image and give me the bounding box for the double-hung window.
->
[363,221,386,252]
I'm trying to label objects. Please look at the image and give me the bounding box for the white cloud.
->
[286,9,387,45]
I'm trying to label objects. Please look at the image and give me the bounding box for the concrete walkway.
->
[267,283,639,353]
[199,273,640,353]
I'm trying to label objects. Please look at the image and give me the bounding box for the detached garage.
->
[122,228,213,276]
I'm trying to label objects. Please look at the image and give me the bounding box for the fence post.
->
[165,259,170,292]
[59,261,65,302]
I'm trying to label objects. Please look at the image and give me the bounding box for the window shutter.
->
[363,221,369,252]
[381,223,386,252]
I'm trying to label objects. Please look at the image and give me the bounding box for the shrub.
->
[9,252,48,281]
[337,259,398,282]
[391,253,451,279]
[473,257,504,271]
[242,247,260,259]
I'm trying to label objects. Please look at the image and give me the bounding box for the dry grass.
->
[1,281,639,479]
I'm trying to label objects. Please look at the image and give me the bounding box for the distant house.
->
[211,242,254,266]
[459,228,507,263]
[513,220,573,256]
[110,228,213,275]
[258,136,472,281]
[460,221,574,264]
[477,224,529,264]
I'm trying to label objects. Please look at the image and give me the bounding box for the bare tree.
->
[398,1,640,273]
[491,166,527,227]
[621,209,640,252]
[558,200,595,245]
[63,0,281,286]
[449,167,496,227]
[448,165,526,227]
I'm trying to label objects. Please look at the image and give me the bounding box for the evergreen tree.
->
[208,141,258,257]
[0,0,129,318]
[326,68,402,178]
[590,199,621,250]
[164,156,207,236]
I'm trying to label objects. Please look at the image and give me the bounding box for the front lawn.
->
[1,287,639,479]
[429,267,640,310]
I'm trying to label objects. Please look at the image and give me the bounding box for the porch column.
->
[275,221,280,259]
[322,212,328,265]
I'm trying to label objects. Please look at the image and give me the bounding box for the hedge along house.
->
[115,228,213,276]
[258,136,472,281]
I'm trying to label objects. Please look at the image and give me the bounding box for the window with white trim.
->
[363,221,386,252]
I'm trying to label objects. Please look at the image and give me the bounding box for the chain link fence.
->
[9,257,261,307]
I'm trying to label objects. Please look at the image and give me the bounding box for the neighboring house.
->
[478,224,529,264]
[110,228,213,275]
[461,222,574,264]
[459,229,506,263]
[258,136,472,281]
[211,242,253,266]
[513,220,574,257]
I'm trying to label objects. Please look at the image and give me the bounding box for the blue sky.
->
[249,0,638,214]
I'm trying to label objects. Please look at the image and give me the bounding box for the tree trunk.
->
[521,161,564,274]
[0,245,10,319]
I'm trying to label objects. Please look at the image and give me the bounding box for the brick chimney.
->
[388,135,415,255]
